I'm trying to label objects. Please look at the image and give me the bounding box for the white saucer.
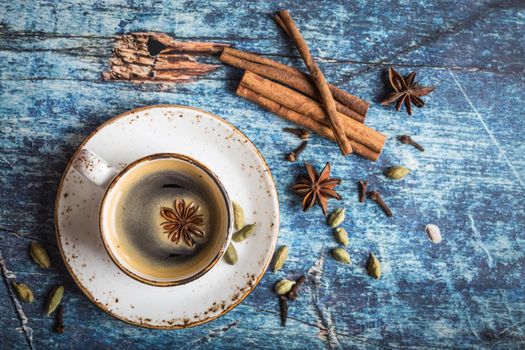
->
[54,105,280,328]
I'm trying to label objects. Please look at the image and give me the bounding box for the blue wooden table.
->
[1,1,524,349]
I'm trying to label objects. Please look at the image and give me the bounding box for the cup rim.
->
[99,152,233,287]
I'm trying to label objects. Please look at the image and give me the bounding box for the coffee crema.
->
[100,156,230,284]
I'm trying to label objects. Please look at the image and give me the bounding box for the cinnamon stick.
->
[220,49,365,123]
[222,48,369,117]
[237,85,380,161]
[240,71,385,153]
[274,10,352,156]
[274,13,291,37]
[222,47,299,76]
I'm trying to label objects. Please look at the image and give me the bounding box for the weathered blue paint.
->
[1,1,524,349]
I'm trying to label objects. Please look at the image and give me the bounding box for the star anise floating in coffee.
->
[292,162,342,216]
[381,66,435,115]
[160,199,205,247]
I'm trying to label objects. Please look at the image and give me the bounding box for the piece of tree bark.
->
[103,32,228,83]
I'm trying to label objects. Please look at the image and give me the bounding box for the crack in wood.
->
[331,0,525,80]
[181,320,240,350]
[0,30,274,42]
[246,304,412,349]
[449,70,525,188]
[0,227,57,246]
[305,254,340,349]
[0,46,514,75]
[0,252,35,350]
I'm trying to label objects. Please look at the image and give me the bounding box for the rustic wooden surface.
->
[1,1,524,349]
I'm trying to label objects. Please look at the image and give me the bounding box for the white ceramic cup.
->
[72,149,233,286]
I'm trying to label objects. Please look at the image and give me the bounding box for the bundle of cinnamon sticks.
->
[220,11,386,161]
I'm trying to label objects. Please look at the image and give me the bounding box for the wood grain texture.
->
[1,0,524,349]
[102,32,227,82]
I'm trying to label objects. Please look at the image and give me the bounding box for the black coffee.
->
[101,157,229,283]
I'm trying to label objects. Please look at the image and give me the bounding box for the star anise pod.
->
[160,199,205,247]
[381,66,435,115]
[292,162,342,216]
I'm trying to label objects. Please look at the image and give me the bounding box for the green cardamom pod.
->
[232,223,256,242]
[272,245,289,272]
[232,201,244,231]
[223,243,238,265]
[384,166,410,180]
[46,285,64,316]
[274,279,295,295]
[331,248,351,264]
[13,282,34,303]
[328,208,346,228]
[334,227,349,246]
[367,253,381,279]
[29,242,51,268]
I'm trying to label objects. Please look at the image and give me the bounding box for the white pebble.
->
[425,224,442,244]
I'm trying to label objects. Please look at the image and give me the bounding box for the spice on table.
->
[384,166,411,180]
[221,48,369,123]
[331,248,351,264]
[223,243,238,265]
[286,141,308,162]
[232,223,256,242]
[292,162,342,216]
[334,227,349,246]
[46,285,64,316]
[232,201,244,230]
[286,275,305,301]
[29,242,51,268]
[358,180,368,203]
[367,253,381,279]
[236,73,385,162]
[399,135,424,152]
[275,279,295,295]
[367,191,393,217]
[328,208,346,228]
[272,245,289,272]
[425,224,442,244]
[279,295,288,326]
[381,66,435,115]
[275,275,305,326]
[283,127,309,140]
[13,282,34,303]
[54,305,65,334]
[236,83,382,161]
[220,17,388,162]
[273,10,352,156]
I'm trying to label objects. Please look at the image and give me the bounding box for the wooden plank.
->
[0,0,524,348]
[0,2,523,72]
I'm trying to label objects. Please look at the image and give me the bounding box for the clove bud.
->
[283,127,309,140]
[367,191,393,217]
[286,275,305,300]
[358,180,368,203]
[399,135,424,152]
[286,141,308,162]
[54,305,65,334]
[279,295,288,326]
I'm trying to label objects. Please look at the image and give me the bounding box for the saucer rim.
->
[54,104,280,329]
